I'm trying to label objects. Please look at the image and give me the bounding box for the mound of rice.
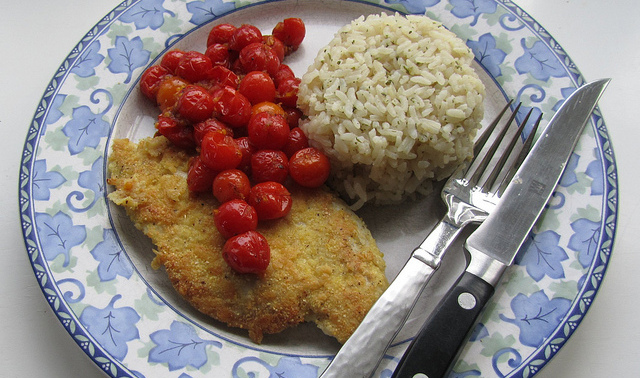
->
[297,13,485,209]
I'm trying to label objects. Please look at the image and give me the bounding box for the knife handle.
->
[391,271,494,378]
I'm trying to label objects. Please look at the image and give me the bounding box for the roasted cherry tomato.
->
[156,76,189,111]
[187,155,218,192]
[248,181,292,220]
[177,85,216,123]
[238,71,276,105]
[229,24,263,52]
[250,150,289,184]
[214,199,258,239]
[140,65,170,101]
[282,127,309,157]
[272,64,296,87]
[276,77,300,108]
[223,230,270,274]
[207,23,237,46]
[247,112,290,150]
[251,101,286,118]
[155,115,195,149]
[289,147,331,188]
[263,35,285,62]
[282,106,303,129]
[160,50,186,74]
[200,130,242,171]
[213,169,251,203]
[205,43,231,68]
[193,118,233,146]
[235,137,256,174]
[238,42,280,76]
[175,51,213,83]
[212,86,252,128]
[272,18,306,52]
[208,66,239,89]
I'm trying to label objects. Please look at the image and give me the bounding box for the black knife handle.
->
[391,271,495,378]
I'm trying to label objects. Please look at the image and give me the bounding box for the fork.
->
[319,101,542,378]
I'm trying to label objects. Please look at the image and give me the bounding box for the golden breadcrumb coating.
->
[107,136,388,343]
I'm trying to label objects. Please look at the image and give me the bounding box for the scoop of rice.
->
[298,13,485,209]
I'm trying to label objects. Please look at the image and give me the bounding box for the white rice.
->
[297,13,485,209]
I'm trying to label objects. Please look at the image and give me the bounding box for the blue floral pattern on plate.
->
[19,0,616,377]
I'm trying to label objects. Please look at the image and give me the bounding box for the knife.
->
[391,78,610,378]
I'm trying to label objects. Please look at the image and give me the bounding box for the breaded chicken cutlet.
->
[107,136,388,343]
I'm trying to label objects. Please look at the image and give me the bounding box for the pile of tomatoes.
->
[138,18,330,274]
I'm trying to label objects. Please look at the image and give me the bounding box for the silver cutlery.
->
[391,78,610,378]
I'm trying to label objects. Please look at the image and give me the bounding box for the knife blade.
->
[391,78,610,378]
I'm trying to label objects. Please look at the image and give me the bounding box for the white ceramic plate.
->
[20,0,616,377]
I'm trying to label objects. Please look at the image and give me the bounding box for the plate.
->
[19,0,616,377]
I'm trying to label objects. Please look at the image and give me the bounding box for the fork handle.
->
[320,219,462,378]
[391,271,494,378]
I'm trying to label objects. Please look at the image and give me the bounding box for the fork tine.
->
[495,112,543,195]
[467,102,522,185]
[473,100,514,157]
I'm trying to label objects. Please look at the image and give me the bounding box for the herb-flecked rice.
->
[297,13,485,209]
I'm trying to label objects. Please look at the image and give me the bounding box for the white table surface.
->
[1,1,637,377]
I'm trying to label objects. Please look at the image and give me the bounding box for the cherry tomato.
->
[282,106,303,129]
[140,65,170,101]
[251,101,286,118]
[289,147,331,188]
[175,51,213,83]
[212,86,252,128]
[238,42,280,76]
[213,169,251,203]
[187,155,218,192]
[160,50,186,74]
[263,35,285,62]
[193,118,233,146]
[272,64,296,87]
[208,66,239,89]
[156,76,189,111]
[200,130,242,171]
[214,199,258,239]
[205,43,231,68]
[248,181,292,220]
[250,150,289,184]
[235,137,256,174]
[229,24,263,52]
[247,112,290,150]
[223,230,270,274]
[177,85,216,123]
[276,77,300,108]
[155,115,196,149]
[238,71,276,105]
[207,23,237,46]
[282,127,309,157]
[272,18,306,52]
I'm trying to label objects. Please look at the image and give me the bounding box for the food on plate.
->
[298,13,485,209]
[107,136,388,343]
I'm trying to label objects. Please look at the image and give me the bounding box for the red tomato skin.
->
[222,230,270,274]
[212,86,252,128]
[229,24,263,52]
[283,106,303,129]
[272,18,306,51]
[238,42,280,76]
[187,155,218,192]
[282,127,309,157]
[238,71,276,105]
[250,150,289,184]
[175,51,213,83]
[177,85,216,123]
[235,137,256,174]
[155,115,196,149]
[204,43,231,68]
[289,147,331,188]
[200,131,242,171]
[213,169,251,203]
[214,199,258,239]
[276,77,301,108]
[248,181,292,220]
[247,112,290,150]
[263,35,285,62]
[207,23,237,46]
[160,50,186,74]
[208,66,239,89]
[140,65,170,101]
[272,64,296,87]
[193,118,233,146]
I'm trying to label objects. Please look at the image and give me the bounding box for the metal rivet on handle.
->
[457,292,477,310]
